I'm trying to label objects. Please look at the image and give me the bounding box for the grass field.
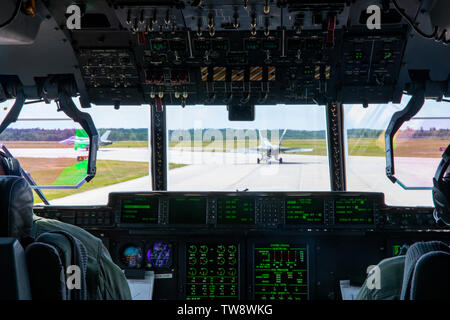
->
[170,139,350,156]
[169,137,448,158]
[393,137,448,158]
[5,141,72,148]
[5,137,449,159]
[26,160,186,203]
[169,163,187,170]
[31,160,149,203]
[102,141,148,148]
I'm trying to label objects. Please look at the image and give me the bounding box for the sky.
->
[0,94,448,131]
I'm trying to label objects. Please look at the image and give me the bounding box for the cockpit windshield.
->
[1,97,448,206]
[0,100,151,205]
[167,104,330,191]
[345,96,449,206]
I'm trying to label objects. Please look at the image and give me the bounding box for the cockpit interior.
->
[0,0,450,306]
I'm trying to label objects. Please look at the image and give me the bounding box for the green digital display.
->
[384,49,392,59]
[217,197,255,225]
[334,197,374,224]
[194,40,210,51]
[254,244,308,301]
[151,40,168,52]
[186,243,239,300]
[245,39,260,51]
[120,197,158,224]
[170,40,186,51]
[305,39,322,49]
[285,198,324,224]
[227,52,247,64]
[303,68,314,75]
[169,198,206,224]
[212,39,229,51]
[355,51,363,60]
[262,39,279,50]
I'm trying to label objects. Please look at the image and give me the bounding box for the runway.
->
[43,148,436,207]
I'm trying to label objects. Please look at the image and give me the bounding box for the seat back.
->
[27,231,88,300]
[410,251,450,300]
[401,241,450,300]
[0,176,87,300]
[0,176,33,239]
[0,238,31,300]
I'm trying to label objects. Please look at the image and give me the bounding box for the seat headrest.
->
[0,176,34,239]
[0,151,22,176]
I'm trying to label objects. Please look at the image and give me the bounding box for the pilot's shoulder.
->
[32,216,103,253]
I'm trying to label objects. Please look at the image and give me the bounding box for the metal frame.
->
[57,90,99,182]
[384,88,426,189]
[0,88,99,191]
[326,101,346,191]
[150,100,168,190]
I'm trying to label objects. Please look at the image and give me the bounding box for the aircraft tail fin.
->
[258,129,265,143]
[101,130,111,141]
[74,129,89,151]
[278,129,288,147]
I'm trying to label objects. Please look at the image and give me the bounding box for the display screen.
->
[119,244,143,269]
[245,39,260,50]
[334,197,374,224]
[194,40,210,51]
[285,197,324,224]
[217,197,255,225]
[120,197,159,224]
[146,242,173,269]
[186,243,239,300]
[263,39,279,50]
[254,244,308,301]
[170,40,186,51]
[169,197,207,224]
[227,52,247,64]
[212,39,229,51]
[151,40,168,51]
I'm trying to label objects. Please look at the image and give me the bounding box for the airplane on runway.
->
[251,129,314,164]
[59,129,113,150]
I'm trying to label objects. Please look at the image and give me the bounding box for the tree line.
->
[0,127,401,142]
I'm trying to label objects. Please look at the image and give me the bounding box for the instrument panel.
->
[34,191,439,230]
[5,0,438,109]
[110,191,431,230]
[33,191,447,300]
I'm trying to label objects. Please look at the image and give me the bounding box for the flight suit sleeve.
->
[98,240,132,300]
[32,216,132,300]
[356,255,406,300]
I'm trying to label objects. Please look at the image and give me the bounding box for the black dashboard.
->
[33,191,449,300]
